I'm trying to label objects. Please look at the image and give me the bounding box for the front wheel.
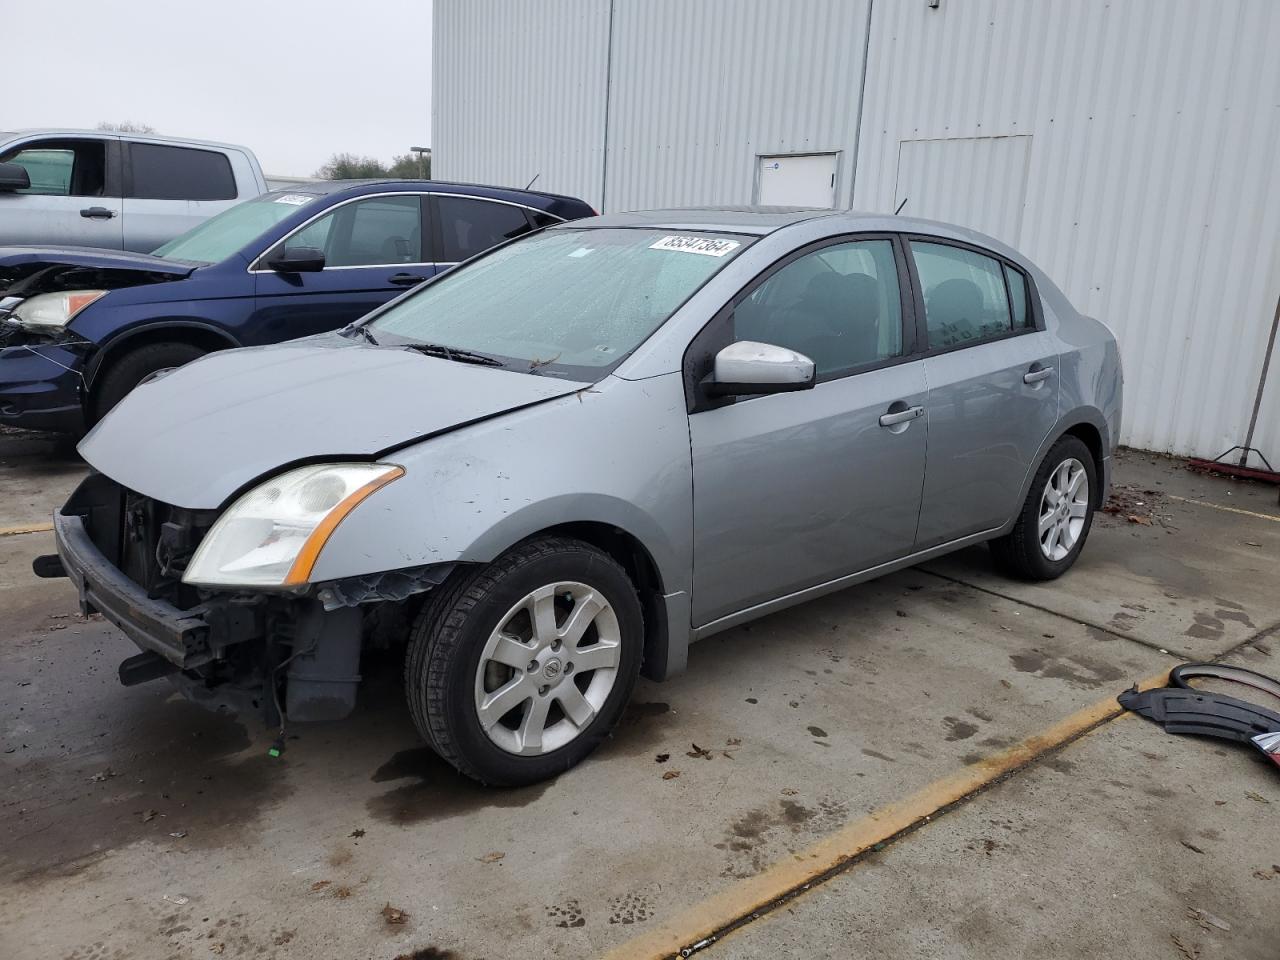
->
[90,341,207,423]
[405,537,643,786]
[990,435,1097,581]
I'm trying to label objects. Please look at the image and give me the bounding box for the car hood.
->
[0,245,195,297]
[79,337,590,509]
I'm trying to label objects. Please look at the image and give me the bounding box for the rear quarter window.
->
[127,143,237,201]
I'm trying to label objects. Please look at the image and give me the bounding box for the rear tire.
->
[405,536,643,786]
[91,341,207,423]
[990,435,1097,581]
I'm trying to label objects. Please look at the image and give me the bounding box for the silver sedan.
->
[48,208,1122,785]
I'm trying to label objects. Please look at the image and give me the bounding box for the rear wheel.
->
[405,537,643,786]
[91,341,207,423]
[990,435,1097,581]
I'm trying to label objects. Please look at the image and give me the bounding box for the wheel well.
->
[88,325,238,389]
[538,521,669,682]
[1061,422,1105,505]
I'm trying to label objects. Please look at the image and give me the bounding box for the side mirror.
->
[265,245,326,273]
[707,340,816,396]
[0,162,31,192]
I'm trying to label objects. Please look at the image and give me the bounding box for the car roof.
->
[577,207,842,235]
[565,206,1029,258]
[0,127,255,153]
[259,178,592,213]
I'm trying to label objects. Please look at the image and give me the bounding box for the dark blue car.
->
[0,180,594,432]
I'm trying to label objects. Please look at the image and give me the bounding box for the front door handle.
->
[879,405,925,427]
[1023,365,1054,384]
[80,206,116,220]
[388,272,427,287]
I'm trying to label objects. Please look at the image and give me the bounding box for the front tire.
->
[990,435,1097,581]
[91,341,207,423]
[405,537,643,786]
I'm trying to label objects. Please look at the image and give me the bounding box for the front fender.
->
[83,319,242,385]
[307,373,695,601]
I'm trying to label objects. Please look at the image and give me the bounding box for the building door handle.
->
[879,404,925,427]
[1023,366,1054,384]
[80,206,116,220]
[388,272,428,286]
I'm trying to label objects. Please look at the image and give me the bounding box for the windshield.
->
[368,227,751,379]
[152,192,321,263]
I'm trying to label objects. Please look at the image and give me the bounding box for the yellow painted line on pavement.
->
[604,669,1173,960]
[0,522,53,538]
[1166,494,1280,523]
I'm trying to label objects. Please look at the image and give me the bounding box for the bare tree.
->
[96,121,156,134]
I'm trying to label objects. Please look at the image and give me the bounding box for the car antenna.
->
[525,173,540,190]
[894,197,909,215]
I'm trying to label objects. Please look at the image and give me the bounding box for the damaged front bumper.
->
[0,340,89,432]
[40,473,457,724]
[50,509,242,670]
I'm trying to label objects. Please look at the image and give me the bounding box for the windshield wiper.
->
[400,342,505,367]
[341,323,379,345]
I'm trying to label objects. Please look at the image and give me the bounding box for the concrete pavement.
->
[1,432,1276,960]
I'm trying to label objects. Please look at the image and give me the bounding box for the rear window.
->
[127,143,237,201]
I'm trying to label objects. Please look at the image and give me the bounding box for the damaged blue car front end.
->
[0,295,93,432]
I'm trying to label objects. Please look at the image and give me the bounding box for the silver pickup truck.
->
[0,129,267,252]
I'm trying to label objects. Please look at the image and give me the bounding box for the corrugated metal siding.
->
[434,0,1280,459]
[853,0,1280,459]
[893,135,1033,246]
[432,0,611,208]
[602,0,872,212]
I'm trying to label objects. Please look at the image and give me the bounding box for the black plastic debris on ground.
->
[1119,659,1280,773]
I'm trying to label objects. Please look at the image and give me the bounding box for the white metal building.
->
[433,0,1280,461]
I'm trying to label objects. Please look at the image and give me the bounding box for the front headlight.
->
[11,290,107,335]
[183,463,404,589]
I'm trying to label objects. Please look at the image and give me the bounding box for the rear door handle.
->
[80,206,116,220]
[388,272,427,287]
[879,405,925,427]
[1023,366,1054,384]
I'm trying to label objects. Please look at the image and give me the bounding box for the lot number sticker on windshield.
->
[273,194,314,206]
[649,235,741,257]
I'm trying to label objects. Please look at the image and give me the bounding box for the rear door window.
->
[911,241,1013,349]
[127,143,236,201]
[437,196,534,261]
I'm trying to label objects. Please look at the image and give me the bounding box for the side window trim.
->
[433,193,551,263]
[250,192,431,272]
[250,192,561,273]
[0,136,119,198]
[123,142,237,202]
[683,231,921,413]
[901,233,1045,357]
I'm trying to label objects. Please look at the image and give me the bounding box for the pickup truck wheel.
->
[405,537,643,786]
[91,341,207,423]
[990,435,1097,581]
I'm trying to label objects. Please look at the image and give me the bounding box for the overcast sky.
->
[3,0,432,176]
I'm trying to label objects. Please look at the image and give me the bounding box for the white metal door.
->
[755,153,838,208]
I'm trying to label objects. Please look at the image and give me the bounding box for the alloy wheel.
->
[1038,457,1090,561]
[473,581,621,756]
